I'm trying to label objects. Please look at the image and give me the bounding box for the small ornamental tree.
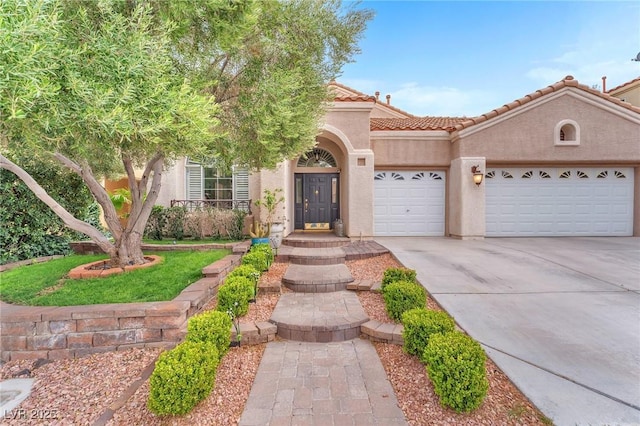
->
[1,0,372,267]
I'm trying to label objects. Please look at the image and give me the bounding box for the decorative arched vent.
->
[554,120,580,146]
[297,148,337,168]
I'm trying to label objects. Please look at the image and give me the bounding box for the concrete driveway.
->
[375,237,640,426]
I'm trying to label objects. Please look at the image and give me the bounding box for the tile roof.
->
[453,75,640,132]
[370,116,467,131]
[606,76,640,94]
[335,76,640,133]
[329,81,415,116]
[329,81,375,103]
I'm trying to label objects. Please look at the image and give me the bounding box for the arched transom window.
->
[297,148,337,168]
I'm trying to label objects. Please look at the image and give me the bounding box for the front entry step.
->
[270,291,369,342]
[284,247,346,265]
[282,264,354,292]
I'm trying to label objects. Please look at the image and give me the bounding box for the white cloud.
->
[525,3,640,91]
[388,83,501,117]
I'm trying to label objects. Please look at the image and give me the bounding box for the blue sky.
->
[339,1,640,117]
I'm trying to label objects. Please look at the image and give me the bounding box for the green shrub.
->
[250,243,274,266]
[1,155,95,264]
[401,308,456,357]
[381,267,417,291]
[186,310,232,359]
[145,205,167,240]
[228,264,261,281]
[165,206,187,240]
[382,280,426,322]
[227,209,247,240]
[216,276,254,317]
[148,341,219,415]
[241,250,268,272]
[228,264,261,298]
[422,331,489,413]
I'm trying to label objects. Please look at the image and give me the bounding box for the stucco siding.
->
[325,107,372,150]
[453,94,640,163]
[371,137,450,167]
[609,81,640,107]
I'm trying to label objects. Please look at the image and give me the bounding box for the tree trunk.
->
[112,230,146,267]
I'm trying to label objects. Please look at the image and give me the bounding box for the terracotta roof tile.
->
[329,81,416,117]
[333,94,376,102]
[454,75,640,131]
[370,116,468,131]
[606,76,640,94]
[329,81,376,103]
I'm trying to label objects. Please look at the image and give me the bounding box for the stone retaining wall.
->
[0,250,247,362]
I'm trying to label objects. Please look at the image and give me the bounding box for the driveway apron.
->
[376,237,640,426]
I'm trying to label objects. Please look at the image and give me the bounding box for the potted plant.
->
[249,219,270,245]
[254,188,285,248]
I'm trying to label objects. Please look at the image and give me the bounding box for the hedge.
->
[382,280,427,322]
[422,331,489,413]
[148,341,219,415]
[216,275,254,318]
[381,267,417,291]
[186,310,232,360]
[401,308,456,357]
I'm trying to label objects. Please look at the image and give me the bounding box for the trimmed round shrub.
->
[228,264,261,282]
[382,280,426,322]
[401,308,456,357]
[241,250,268,272]
[186,310,232,359]
[250,243,274,265]
[381,267,417,291]
[216,276,254,317]
[148,341,219,415]
[422,331,489,413]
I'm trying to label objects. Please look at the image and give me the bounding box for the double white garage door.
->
[486,167,634,236]
[374,167,634,237]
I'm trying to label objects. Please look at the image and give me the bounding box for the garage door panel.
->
[374,171,445,236]
[486,167,634,236]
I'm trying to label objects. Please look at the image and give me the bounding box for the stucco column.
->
[253,164,290,234]
[448,157,486,239]
[345,150,375,239]
[634,166,640,237]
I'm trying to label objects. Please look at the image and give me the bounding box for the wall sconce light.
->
[471,165,484,186]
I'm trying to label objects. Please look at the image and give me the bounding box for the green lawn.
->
[142,238,242,245]
[0,250,229,306]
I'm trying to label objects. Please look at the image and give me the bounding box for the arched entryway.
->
[293,147,340,230]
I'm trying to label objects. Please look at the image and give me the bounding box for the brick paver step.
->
[282,234,351,248]
[270,291,369,342]
[287,247,346,265]
[282,264,354,293]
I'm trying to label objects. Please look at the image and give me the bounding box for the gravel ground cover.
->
[0,253,548,425]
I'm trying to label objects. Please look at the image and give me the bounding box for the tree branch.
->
[53,152,123,239]
[0,154,115,256]
[128,154,164,236]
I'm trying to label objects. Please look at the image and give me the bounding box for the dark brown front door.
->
[294,173,339,230]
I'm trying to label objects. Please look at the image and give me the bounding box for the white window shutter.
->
[233,167,249,200]
[186,165,203,200]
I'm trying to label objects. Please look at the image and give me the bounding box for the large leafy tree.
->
[1,0,372,267]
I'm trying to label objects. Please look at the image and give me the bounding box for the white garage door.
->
[374,171,446,236]
[486,167,634,236]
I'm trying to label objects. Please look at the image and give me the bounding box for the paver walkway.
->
[239,340,406,426]
[240,235,407,425]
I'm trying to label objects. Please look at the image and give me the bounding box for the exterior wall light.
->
[471,165,484,186]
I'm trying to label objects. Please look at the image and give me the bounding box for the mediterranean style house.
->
[156,75,640,239]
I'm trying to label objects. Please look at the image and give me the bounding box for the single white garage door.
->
[374,171,446,236]
[486,167,634,236]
